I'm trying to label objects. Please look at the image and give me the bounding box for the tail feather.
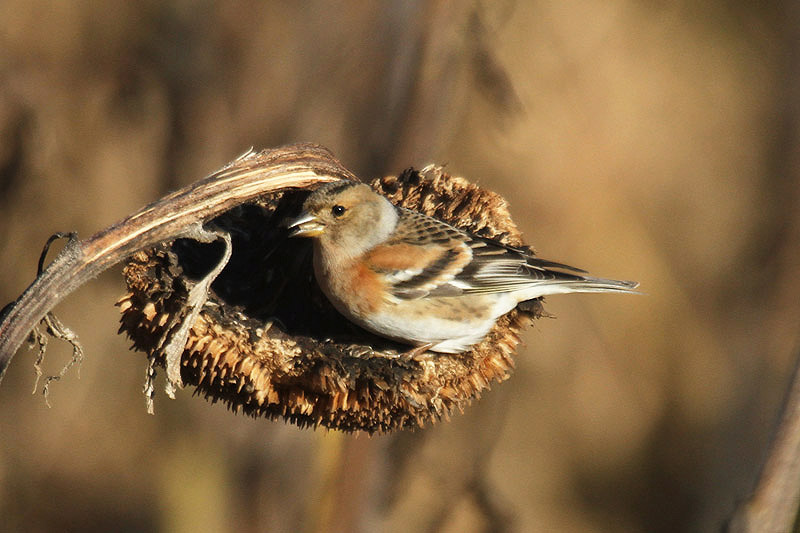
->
[556,276,640,294]
[515,275,640,301]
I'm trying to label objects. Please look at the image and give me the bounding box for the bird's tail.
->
[514,276,640,303]
[520,257,640,296]
[515,262,640,301]
[548,275,640,295]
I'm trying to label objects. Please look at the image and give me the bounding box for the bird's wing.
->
[363,209,473,299]
[457,235,638,296]
[380,208,638,299]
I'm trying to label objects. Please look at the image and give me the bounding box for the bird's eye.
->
[331,205,347,217]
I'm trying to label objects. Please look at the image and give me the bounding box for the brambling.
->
[287,181,638,354]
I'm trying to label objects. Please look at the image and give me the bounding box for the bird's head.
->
[287,181,398,259]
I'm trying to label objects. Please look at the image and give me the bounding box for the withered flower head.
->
[118,165,545,433]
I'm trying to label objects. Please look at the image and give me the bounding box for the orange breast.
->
[328,260,385,318]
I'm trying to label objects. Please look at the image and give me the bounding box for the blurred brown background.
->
[1,2,798,532]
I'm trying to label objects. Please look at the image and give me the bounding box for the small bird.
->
[287,181,638,355]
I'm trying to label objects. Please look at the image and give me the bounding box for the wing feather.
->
[370,206,637,300]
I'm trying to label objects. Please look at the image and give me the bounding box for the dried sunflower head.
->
[118,165,542,433]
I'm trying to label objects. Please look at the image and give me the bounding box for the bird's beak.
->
[286,211,324,238]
